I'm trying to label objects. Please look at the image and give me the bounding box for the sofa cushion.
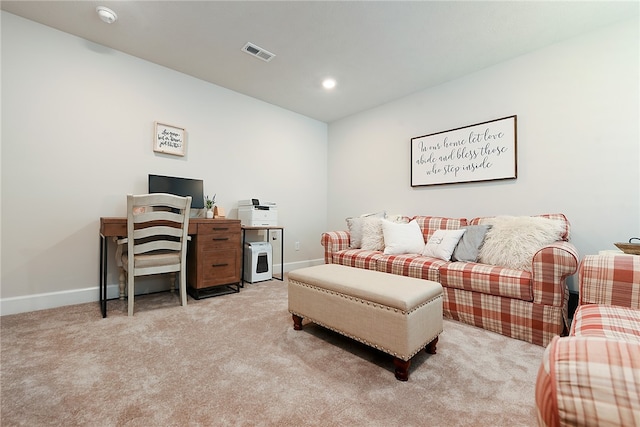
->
[375,254,445,283]
[452,224,492,262]
[332,249,383,271]
[422,229,466,261]
[571,304,640,343]
[381,219,425,255]
[476,216,565,271]
[440,262,533,301]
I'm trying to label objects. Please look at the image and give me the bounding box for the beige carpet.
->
[1,278,544,426]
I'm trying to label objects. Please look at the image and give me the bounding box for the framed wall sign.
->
[411,115,517,187]
[154,122,186,156]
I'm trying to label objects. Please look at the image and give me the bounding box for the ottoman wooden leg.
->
[393,357,411,381]
[292,314,303,331]
[425,336,439,354]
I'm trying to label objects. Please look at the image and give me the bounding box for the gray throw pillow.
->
[346,217,366,248]
[452,225,492,262]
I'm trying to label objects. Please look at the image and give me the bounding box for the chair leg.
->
[179,270,188,307]
[128,271,135,316]
[169,272,176,293]
[118,268,126,300]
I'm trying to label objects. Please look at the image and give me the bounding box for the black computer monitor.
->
[148,174,205,209]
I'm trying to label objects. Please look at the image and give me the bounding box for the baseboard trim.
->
[1,287,100,316]
[0,259,324,316]
[276,259,324,273]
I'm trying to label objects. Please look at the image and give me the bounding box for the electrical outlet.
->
[295,241,300,251]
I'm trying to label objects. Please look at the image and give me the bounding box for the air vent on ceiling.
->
[242,42,276,62]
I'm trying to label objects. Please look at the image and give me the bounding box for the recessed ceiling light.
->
[322,78,336,90]
[96,6,118,24]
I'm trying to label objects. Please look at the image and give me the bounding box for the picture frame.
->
[411,115,517,187]
[153,122,186,157]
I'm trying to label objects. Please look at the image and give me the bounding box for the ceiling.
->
[2,1,637,123]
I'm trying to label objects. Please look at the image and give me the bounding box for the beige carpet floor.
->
[1,278,544,426]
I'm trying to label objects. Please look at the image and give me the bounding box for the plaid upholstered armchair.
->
[535,254,640,426]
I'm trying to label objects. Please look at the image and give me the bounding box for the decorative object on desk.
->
[205,194,216,219]
[153,122,186,156]
[214,206,226,218]
[614,237,640,255]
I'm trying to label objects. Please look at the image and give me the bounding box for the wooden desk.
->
[99,217,242,317]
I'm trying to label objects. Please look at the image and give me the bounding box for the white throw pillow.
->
[381,219,425,255]
[478,216,565,271]
[422,229,466,261]
[361,217,385,251]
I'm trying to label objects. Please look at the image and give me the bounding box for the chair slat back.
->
[134,225,184,240]
[134,240,183,255]
[132,210,186,224]
[126,193,192,271]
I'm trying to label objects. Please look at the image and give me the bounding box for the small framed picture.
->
[154,122,186,156]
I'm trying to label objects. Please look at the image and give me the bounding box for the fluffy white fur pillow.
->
[422,229,466,261]
[361,217,385,251]
[478,216,565,271]
[381,219,425,255]
[346,211,385,248]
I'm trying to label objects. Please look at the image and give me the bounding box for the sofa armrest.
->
[536,335,640,427]
[531,241,579,307]
[321,231,351,264]
[579,254,640,309]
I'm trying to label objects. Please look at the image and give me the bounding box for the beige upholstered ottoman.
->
[288,264,443,381]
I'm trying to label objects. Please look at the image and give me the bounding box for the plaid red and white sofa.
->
[321,214,579,347]
[535,254,640,426]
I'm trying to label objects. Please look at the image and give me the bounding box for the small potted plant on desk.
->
[205,194,216,219]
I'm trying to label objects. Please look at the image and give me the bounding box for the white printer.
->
[238,199,278,226]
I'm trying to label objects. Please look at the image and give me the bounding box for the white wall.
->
[327,18,639,292]
[2,13,638,314]
[1,12,327,313]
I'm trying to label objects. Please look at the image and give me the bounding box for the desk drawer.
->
[197,221,240,236]
[201,249,240,286]
[186,219,242,290]
[197,232,240,250]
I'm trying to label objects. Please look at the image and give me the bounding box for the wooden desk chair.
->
[119,193,191,316]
